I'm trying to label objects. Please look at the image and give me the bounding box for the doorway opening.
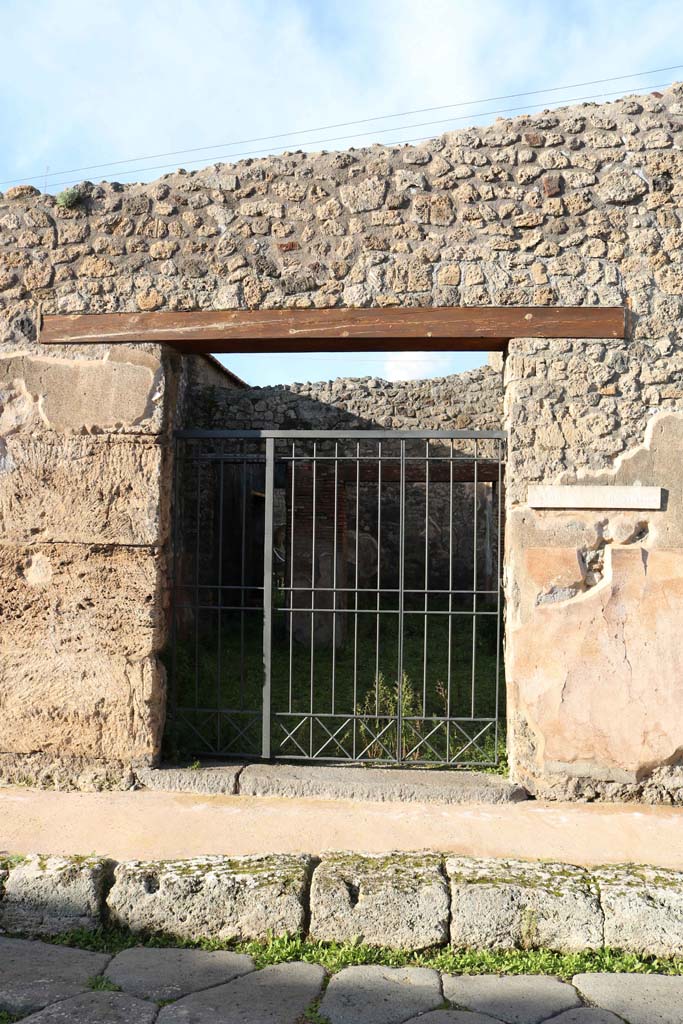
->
[169,427,505,767]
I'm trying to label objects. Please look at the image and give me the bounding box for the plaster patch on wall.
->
[21,552,52,587]
[0,354,161,433]
[0,377,43,437]
[509,546,683,783]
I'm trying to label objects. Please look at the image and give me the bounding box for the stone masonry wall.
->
[0,341,176,784]
[3,84,683,793]
[0,339,238,787]
[187,365,501,432]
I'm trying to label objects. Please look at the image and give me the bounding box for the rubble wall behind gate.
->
[182,365,504,647]
[2,83,683,794]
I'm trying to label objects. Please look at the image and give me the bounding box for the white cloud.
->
[381,351,459,382]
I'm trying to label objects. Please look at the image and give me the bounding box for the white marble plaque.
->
[528,485,662,510]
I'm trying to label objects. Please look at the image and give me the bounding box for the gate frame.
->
[171,427,507,767]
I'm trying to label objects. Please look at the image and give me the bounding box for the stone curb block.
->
[447,856,603,952]
[595,863,683,956]
[106,854,313,940]
[0,855,113,936]
[309,852,449,950]
[3,852,683,955]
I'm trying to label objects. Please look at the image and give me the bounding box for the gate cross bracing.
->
[170,430,506,767]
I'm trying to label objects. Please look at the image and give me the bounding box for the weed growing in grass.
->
[302,1000,331,1024]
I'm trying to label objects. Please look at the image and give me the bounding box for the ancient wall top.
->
[1,85,682,357]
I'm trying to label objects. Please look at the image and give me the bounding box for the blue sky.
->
[2,0,682,385]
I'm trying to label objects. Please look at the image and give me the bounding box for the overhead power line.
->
[35,81,671,191]
[1,62,680,188]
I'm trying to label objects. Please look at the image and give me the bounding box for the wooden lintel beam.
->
[40,306,627,353]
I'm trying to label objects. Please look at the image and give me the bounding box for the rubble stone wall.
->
[2,82,683,795]
[187,366,501,432]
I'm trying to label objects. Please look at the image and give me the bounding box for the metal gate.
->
[169,429,506,766]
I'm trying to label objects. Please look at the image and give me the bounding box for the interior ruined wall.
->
[2,83,683,794]
[186,366,501,432]
[183,365,503,625]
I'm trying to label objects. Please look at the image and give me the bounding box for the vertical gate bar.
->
[353,440,360,759]
[375,442,382,717]
[471,438,479,719]
[447,439,454,761]
[310,441,317,759]
[422,440,429,716]
[396,439,406,762]
[262,436,275,760]
[194,451,202,715]
[288,442,296,715]
[240,448,247,707]
[216,457,224,753]
[494,437,504,764]
[331,441,339,716]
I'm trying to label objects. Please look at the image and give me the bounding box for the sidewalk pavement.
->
[0,937,680,1023]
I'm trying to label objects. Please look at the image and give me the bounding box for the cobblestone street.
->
[0,937,681,1024]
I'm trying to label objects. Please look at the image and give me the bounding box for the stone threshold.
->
[134,761,528,804]
[2,851,683,957]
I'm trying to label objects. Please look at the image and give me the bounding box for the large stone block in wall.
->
[596,864,683,956]
[447,857,603,951]
[0,541,166,762]
[0,855,112,936]
[0,544,166,659]
[0,435,167,545]
[0,649,165,761]
[0,348,169,435]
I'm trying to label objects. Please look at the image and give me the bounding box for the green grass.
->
[87,975,121,992]
[302,998,331,1024]
[0,1014,23,1024]
[41,928,683,980]
[169,593,506,768]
